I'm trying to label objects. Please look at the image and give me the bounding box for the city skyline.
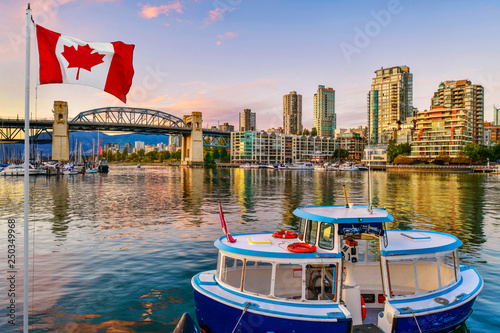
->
[1,1,500,131]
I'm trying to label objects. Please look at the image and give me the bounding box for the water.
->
[0,166,499,332]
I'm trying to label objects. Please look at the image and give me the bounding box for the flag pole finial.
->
[27,3,30,10]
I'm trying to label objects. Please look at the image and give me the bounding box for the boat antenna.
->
[367,144,373,214]
[343,185,349,208]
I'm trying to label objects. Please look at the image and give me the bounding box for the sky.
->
[1,0,500,132]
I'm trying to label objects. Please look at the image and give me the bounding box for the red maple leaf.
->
[61,44,105,80]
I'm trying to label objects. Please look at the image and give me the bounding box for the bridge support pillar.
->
[181,112,204,167]
[52,101,69,161]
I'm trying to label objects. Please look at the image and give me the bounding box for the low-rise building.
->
[361,145,388,166]
[230,132,338,164]
[410,107,472,159]
[334,129,367,161]
[484,121,500,146]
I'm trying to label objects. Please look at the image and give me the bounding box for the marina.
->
[0,166,498,332]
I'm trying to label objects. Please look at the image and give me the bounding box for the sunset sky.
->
[1,0,500,131]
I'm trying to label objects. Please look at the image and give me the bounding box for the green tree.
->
[311,127,317,136]
[114,151,122,161]
[143,156,151,163]
[171,151,181,160]
[130,153,138,161]
[333,148,349,161]
[213,149,220,160]
[303,129,310,135]
[146,150,158,161]
[137,149,145,157]
[122,146,128,160]
[220,148,229,161]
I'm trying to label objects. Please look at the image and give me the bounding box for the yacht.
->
[287,162,314,170]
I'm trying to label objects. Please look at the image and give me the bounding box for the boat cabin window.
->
[357,239,381,263]
[386,250,459,298]
[243,261,272,296]
[298,219,307,241]
[274,263,303,299]
[305,220,318,245]
[219,255,244,289]
[318,223,334,250]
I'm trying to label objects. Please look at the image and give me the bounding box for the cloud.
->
[203,6,238,26]
[216,31,238,45]
[139,1,184,19]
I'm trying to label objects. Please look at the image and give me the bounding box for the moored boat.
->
[0,163,43,176]
[98,159,109,173]
[192,204,482,333]
[287,161,314,170]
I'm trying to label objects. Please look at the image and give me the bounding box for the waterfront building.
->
[368,65,413,144]
[239,109,256,132]
[104,143,119,152]
[266,127,284,134]
[135,141,145,152]
[313,85,336,137]
[145,144,157,153]
[494,106,500,126]
[484,121,500,146]
[410,107,472,159]
[123,142,133,153]
[361,145,388,167]
[283,91,302,134]
[219,122,235,132]
[431,80,484,144]
[334,129,367,161]
[157,143,167,151]
[230,131,337,164]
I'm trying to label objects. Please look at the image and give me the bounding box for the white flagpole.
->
[24,3,32,332]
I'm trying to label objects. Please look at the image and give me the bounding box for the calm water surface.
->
[0,166,499,332]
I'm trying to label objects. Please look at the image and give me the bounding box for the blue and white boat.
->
[192,205,482,333]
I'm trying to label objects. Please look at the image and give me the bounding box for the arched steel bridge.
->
[0,107,230,147]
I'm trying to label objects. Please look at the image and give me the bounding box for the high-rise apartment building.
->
[283,91,302,134]
[313,85,336,137]
[430,80,484,144]
[494,106,500,126]
[368,65,413,144]
[239,109,256,132]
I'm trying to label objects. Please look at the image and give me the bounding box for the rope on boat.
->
[403,307,422,333]
[231,302,251,333]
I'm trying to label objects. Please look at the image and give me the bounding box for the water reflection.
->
[0,167,496,332]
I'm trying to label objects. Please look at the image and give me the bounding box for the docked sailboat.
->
[192,203,482,333]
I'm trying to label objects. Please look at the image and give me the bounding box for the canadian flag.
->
[36,25,135,103]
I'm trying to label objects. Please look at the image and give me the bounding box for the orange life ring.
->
[287,242,316,253]
[272,230,298,239]
[361,296,366,321]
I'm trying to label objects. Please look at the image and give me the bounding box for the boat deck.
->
[215,233,341,259]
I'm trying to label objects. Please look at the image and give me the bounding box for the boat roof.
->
[381,230,462,256]
[214,233,341,259]
[293,205,394,223]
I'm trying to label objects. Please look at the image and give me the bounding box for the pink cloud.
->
[216,31,238,45]
[217,32,238,40]
[203,6,238,26]
[139,1,184,19]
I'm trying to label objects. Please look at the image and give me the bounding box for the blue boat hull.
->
[194,290,352,333]
[393,296,477,333]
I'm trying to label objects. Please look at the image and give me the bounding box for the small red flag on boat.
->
[219,201,236,243]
